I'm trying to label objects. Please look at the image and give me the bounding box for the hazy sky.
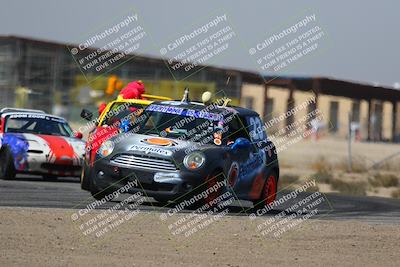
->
[0,0,399,87]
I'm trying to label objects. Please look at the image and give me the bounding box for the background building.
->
[0,35,246,119]
[241,77,400,142]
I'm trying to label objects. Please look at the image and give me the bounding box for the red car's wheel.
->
[204,172,222,206]
[253,171,277,209]
[262,173,277,205]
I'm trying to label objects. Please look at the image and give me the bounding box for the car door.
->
[224,115,253,198]
[242,115,269,199]
[247,115,278,170]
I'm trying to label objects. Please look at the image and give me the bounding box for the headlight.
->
[72,142,85,155]
[98,140,114,157]
[184,152,205,170]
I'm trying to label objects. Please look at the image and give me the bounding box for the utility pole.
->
[348,112,352,172]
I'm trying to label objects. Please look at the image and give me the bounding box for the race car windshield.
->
[4,115,74,137]
[101,102,144,127]
[138,106,224,144]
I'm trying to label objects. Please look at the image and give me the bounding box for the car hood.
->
[2,133,85,158]
[111,133,205,159]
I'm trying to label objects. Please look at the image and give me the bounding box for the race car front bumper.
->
[18,153,82,177]
[91,157,206,200]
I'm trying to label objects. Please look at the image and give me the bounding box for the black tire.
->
[0,147,16,180]
[80,163,91,191]
[89,175,114,201]
[42,174,58,181]
[153,196,170,205]
[253,170,278,210]
[185,170,224,210]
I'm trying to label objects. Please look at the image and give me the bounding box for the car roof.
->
[149,100,260,117]
[230,106,260,117]
[0,107,45,115]
[1,110,67,121]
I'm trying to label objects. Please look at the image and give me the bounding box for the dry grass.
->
[373,159,400,172]
[309,156,335,184]
[279,161,294,169]
[279,138,400,198]
[278,174,300,189]
[335,157,368,173]
[369,173,399,188]
[310,156,367,183]
[310,156,332,173]
[305,184,320,192]
[312,171,333,184]
[331,179,367,196]
[391,189,400,198]
[278,174,320,192]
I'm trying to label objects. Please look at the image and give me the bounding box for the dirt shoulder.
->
[1,207,399,267]
[277,138,400,199]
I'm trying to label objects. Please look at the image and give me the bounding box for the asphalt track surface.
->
[1,175,400,224]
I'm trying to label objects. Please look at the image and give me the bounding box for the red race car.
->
[0,108,85,180]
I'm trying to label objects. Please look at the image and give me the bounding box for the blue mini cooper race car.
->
[81,94,279,208]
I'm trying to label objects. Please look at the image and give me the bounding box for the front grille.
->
[28,150,43,154]
[110,154,178,172]
[41,163,81,171]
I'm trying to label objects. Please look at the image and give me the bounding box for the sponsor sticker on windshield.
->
[147,104,223,121]
[8,114,66,123]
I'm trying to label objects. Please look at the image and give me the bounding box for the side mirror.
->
[231,137,251,150]
[74,132,83,139]
[80,109,93,121]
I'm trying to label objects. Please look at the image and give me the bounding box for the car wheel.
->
[253,171,278,210]
[42,174,58,181]
[89,175,114,201]
[153,196,170,205]
[0,147,16,180]
[189,170,224,209]
[80,163,91,191]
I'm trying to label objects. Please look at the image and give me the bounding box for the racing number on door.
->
[248,116,264,141]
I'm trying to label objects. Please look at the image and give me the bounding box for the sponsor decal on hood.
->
[129,144,173,156]
[141,138,176,147]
